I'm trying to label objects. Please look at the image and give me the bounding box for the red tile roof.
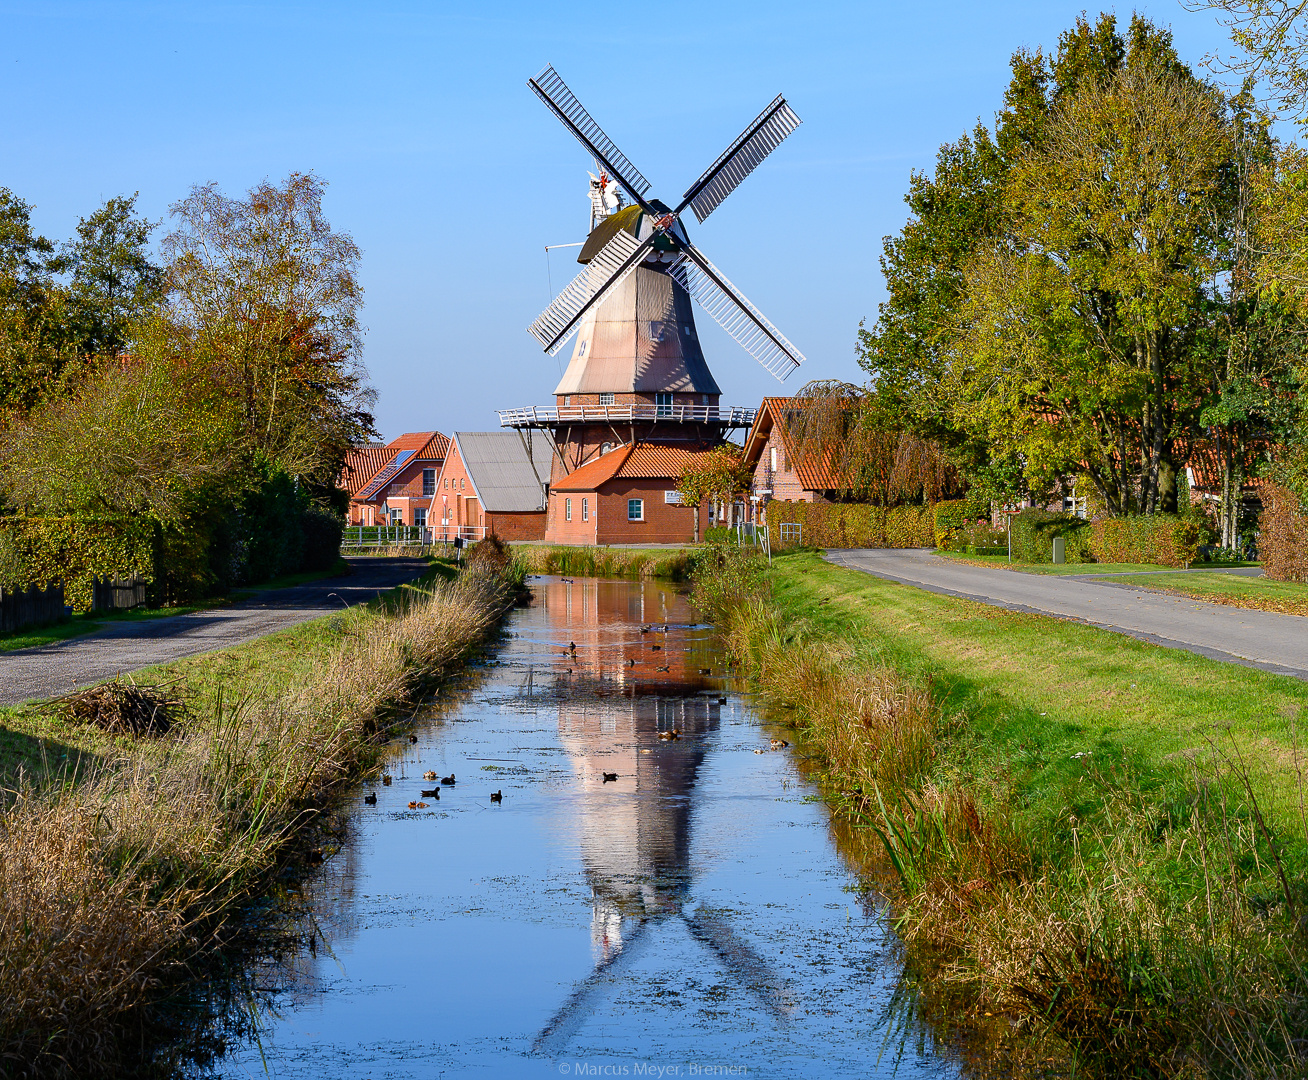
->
[742,397,843,491]
[552,442,726,492]
[341,432,450,499]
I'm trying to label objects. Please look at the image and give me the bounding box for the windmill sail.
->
[528,225,652,354]
[679,96,802,224]
[667,245,804,381]
[529,65,654,210]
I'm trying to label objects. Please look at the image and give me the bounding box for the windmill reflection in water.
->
[525,578,791,1054]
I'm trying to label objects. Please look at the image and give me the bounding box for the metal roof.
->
[453,431,549,512]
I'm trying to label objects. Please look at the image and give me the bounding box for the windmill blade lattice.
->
[528,226,653,354]
[529,65,654,209]
[667,245,805,381]
[679,96,802,224]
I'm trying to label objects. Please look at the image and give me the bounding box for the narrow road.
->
[0,557,429,707]
[825,548,1308,680]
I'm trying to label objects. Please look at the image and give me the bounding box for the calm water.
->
[213,577,958,1080]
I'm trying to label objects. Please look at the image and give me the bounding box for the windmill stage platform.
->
[498,403,756,431]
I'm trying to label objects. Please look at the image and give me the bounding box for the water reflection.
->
[208,577,958,1079]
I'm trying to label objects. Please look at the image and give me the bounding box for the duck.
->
[657,729,681,741]
[441,774,457,785]
[718,696,728,705]
[409,800,428,809]
[640,625,652,634]
[660,624,668,632]
[490,790,503,803]
[423,770,437,781]
[561,577,574,583]
[651,644,662,651]
[656,665,670,673]
[382,774,393,786]
[409,734,418,743]
[626,658,636,667]
[698,668,712,675]
[363,792,377,805]
[569,641,577,654]
[420,788,440,798]
[771,738,790,749]
[602,772,618,782]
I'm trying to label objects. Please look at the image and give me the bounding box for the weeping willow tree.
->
[782,380,961,505]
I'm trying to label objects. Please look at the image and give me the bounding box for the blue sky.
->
[2,1,1244,441]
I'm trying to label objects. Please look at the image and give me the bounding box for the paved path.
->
[0,557,429,706]
[825,548,1308,680]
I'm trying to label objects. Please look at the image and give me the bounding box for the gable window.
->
[598,392,614,406]
[628,498,644,521]
[443,477,448,489]
[460,477,466,490]
[582,498,589,521]
[565,498,572,522]
[422,468,436,496]
[655,392,673,417]
[770,447,778,473]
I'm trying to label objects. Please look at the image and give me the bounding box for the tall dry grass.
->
[0,562,515,1077]
[512,544,694,581]
[694,548,1308,1079]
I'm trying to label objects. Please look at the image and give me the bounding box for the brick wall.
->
[486,510,547,541]
[751,427,819,503]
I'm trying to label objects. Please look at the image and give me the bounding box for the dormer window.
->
[600,442,612,455]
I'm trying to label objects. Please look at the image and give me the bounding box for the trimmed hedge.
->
[0,516,155,612]
[1089,514,1208,568]
[1258,485,1308,581]
[1010,510,1094,563]
[933,499,971,549]
[767,501,935,549]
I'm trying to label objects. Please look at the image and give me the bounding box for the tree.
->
[676,445,751,542]
[162,172,375,488]
[60,193,164,359]
[0,187,76,412]
[1187,0,1308,120]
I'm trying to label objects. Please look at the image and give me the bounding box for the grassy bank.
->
[694,548,1308,1078]
[510,544,695,580]
[0,546,519,1077]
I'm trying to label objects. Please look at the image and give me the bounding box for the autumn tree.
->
[162,172,375,490]
[677,445,751,542]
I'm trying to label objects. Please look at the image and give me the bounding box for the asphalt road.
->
[0,556,430,707]
[825,548,1308,680]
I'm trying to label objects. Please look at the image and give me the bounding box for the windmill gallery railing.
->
[498,404,756,429]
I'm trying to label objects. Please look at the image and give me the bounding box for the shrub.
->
[703,526,732,544]
[1259,484,1308,581]
[1010,509,1094,563]
[1089,514,1208,568]
[0,516,155,611]
[767,501,935,549]
[933,499,971,549]
[301,506,344,572]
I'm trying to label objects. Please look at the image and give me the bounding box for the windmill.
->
[524,64,806,382]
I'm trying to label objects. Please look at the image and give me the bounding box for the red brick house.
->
[546,442,716,545]
[431,431,549,542]
[741,397,842,507]
[342,431,449,527]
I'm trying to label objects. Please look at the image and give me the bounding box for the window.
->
[422,468,436,496]
[664,490,682,504]
[598,392,614,405]
[413,508,427,529]
[600,441,612,455]
[655,392,673,417]
[770,447,777,473]
[460,477,466,490]
[444,477,449,489]
[389,507,403,526]
[628,498,644,521]
[582,498,589,521]
[565,498,572,522]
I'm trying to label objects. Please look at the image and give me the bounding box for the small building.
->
[343,431,449,527]
[741,397,842,506]
[546,441,715,546]
[432,431,550,542]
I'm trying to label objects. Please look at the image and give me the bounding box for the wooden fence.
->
[0,584,68,634]
[92,576,149,612]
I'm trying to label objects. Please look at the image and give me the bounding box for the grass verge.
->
[693,547,1308,1078]
[0,544,518,1077]
[510,544,695,580]
[1098,571,1308,617]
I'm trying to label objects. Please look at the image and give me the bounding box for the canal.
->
[213,576,959,1079]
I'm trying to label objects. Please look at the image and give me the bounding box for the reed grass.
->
[694,547,1308,1078]
[0,558,516,1077]
[510,544,694,581]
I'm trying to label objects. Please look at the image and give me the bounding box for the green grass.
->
[511,544,696,580]
[1109,569,1308,614]
[0,559,353,654]
[768,550,1308,857]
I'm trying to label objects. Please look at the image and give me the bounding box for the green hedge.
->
[1089,514,1208,568]
[1010,509,1094,563]
[0,516,155,611]
[933,499,971,549]
[767,501,935,549]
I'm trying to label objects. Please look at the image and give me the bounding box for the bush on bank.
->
[765,501,935,549]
